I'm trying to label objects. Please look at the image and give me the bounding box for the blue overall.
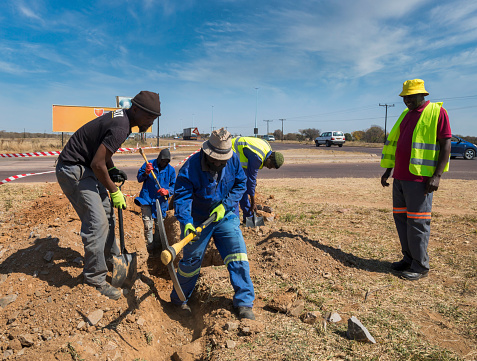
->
[134,160,176,219]
[239,147,271,218]
[172,150,255,307]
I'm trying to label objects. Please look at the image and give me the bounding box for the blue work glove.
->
[110,189,127,209]
[184,223,196,238]
[210,204,225,222]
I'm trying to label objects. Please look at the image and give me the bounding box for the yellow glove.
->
[110,189,127,209]
[210,204,225,222]
[184,223,196,237]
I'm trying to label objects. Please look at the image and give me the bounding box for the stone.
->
[302,311,320,324]
[288,299,305,318]
[41,330,54,341]
[8,338,22,351]
[224,322,239,331]
[347,316,376,344]
[328,312,342,323]
[0,274,7,285]
[43,251,54,262]
[3,349,13,358]
[86,310,104,326]
[18,334,35,347]
[77,321,86,330]
[226,340,236,349]
[136,317,145,326]
[0,294,18,308]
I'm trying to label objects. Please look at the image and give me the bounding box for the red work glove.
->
[158,188,169,196]
[145,163,154,175]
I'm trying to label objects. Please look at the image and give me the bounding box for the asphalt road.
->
[1,143,476,184]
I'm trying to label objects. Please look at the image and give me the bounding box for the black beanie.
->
[131,91,161,116]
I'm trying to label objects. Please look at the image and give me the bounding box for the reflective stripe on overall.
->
[170,211,255,308]
[381,102,449,177]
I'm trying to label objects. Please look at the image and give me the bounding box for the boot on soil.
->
[174,303,192,317]
[96,283,121,300]
[235,306,255,320]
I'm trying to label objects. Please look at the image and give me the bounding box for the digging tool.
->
[154,201,216,301]
[139,147,162,189]
[111,183,138,289]
[245,212,264,228]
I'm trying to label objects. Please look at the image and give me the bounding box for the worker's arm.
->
[91,144,118,193]
[426,137,451,194]
[381,168,393,187]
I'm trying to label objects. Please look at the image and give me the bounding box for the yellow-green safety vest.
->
[381,102,449,177]
[232,137,272,169]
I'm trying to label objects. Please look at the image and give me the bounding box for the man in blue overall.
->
[232,136,284,221]
[172,128,256,320]
[135,148,176,253]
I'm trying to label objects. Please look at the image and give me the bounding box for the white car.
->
[262,135,276,141]
[315,131,345,147]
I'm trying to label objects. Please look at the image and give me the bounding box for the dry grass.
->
[1,177,475,360]
[203,178,477,361]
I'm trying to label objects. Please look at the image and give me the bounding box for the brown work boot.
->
[96,283,121,300]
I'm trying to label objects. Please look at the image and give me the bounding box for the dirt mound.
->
[0,180,475,360]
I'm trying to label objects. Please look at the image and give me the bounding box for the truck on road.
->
[183,127,199,140]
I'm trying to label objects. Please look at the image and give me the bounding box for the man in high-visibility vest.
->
[381,79,451,281]
[232,137,284,222]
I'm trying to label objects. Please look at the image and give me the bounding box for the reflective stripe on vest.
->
[380,102,449,176]
[231,137,272,169]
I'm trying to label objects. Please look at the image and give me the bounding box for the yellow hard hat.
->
[399,79,429,97]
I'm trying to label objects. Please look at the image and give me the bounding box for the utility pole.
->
[263,119,273,136]
[279,119,285,141]
[211,105,214,134]
[254,87,259,137]
[379,103,394,144]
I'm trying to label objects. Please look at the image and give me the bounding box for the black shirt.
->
[58,109,131,167]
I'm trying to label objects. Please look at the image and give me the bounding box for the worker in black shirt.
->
[56,91,161,300]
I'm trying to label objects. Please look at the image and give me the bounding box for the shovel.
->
[111,188,138,289]
[245,212,264,228]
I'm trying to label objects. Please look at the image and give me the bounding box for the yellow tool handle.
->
[161,225,204,265]
[139,148,161,186]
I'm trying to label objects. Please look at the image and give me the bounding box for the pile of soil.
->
[0,180,475,361]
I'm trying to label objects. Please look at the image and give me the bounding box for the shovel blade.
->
[111,252,138,289]
[245,213,265,228]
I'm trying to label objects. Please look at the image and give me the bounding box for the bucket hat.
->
[399,79,429,97]
[131,91,161,116]
[202,128,234,160]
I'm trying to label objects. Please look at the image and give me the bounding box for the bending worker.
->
[231,136,284,221]
[56,91,161,300]
[134,148,176,253]
[172,128,256,320]
[381,79,451,281]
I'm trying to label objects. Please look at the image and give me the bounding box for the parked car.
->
[315,131,345,147]
[451,135,477,160]
[262,135,276,141]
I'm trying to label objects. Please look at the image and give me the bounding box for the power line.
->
[379,103,394,144]
[263,119,273,135]
[279,118,285,141]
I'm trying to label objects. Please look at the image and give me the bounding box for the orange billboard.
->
[52,105,152,133]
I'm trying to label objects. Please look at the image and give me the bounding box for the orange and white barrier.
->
[0,170,56,185]
[0,148,201,186]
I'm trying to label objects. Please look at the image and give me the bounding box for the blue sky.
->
[1,0,477,137]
